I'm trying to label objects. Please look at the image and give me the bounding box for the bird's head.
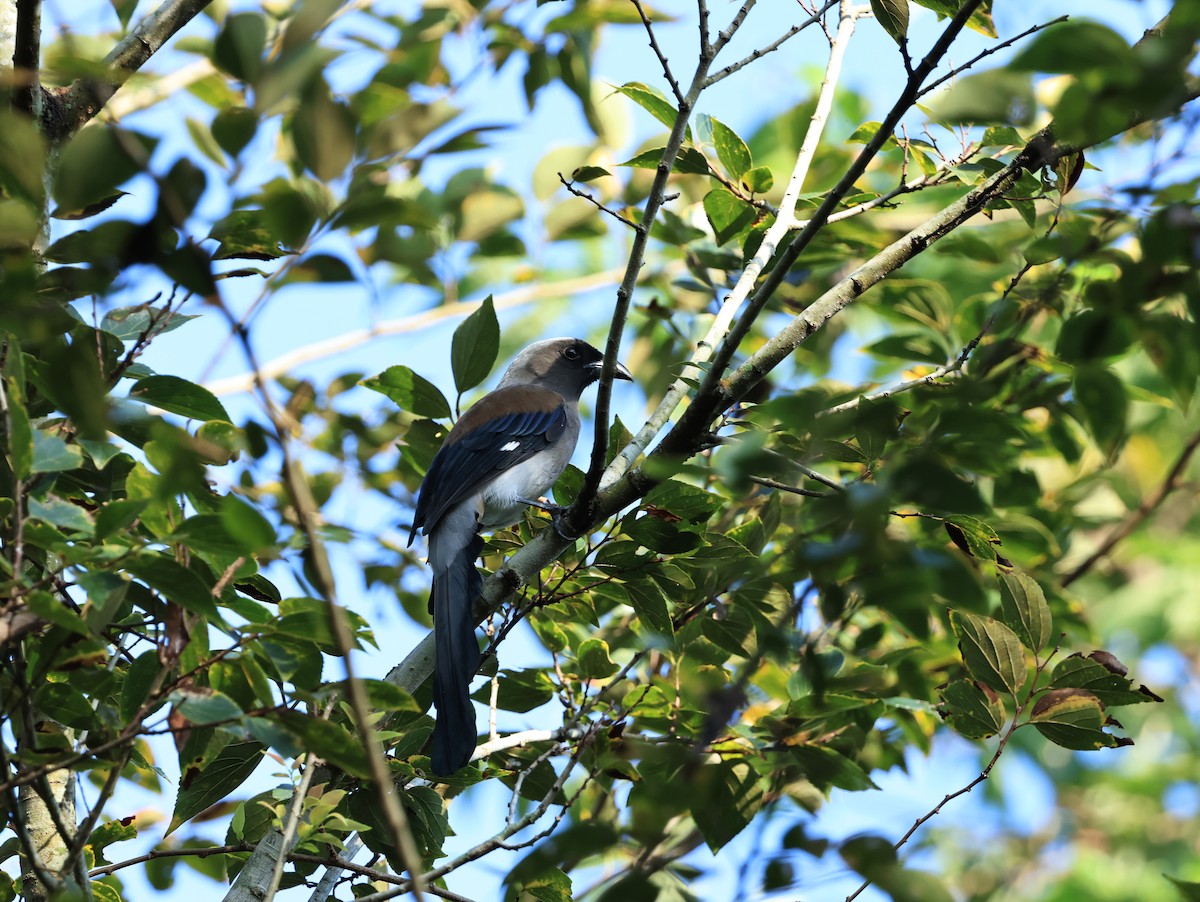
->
[497,338,632,399]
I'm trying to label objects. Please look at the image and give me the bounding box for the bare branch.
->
[557,172,639,229]
[697,0,988,414]
[602,0,861,490]
[632,0,683,103]
[920,16,1071,97]
[203,269,623,397]
[706,0,837,85]
[711,0,757,56]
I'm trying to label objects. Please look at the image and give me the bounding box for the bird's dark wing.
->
[410,385,568,540]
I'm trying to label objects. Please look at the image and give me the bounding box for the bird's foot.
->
[519,497,577,541]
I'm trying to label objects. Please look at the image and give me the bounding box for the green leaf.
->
[125,554,221,619]
[949,610,1027,696]
[35,682,95,729]
[211,106,259,158]
[90,816,138,856]
[619,146,710,175]
[208,209,288,261]
[121,651,164,722]
[998,571,1052,652]
[611,81,680,131]
[871,0,910,43]
[277,711,372,779]
[361,366,452,419]
[1166,876,1200,902]
[911,0,995,37]
[510,867,572,902]
[25,590,89,637]
[570,166,610,182]
[576,638,618,680]
[741,165,773,194]
[1072,365,1126,456]
[283,252,355,284]
[169,688,244,725]
[293,85,355,182]
[471,669,553,713]
[27,495,94,534]
[704,115,752,180]
[220,494,276,553]
[689,760,765,852]
[1049,653,1163,708]
[931,70,1035,126]
[943,515,1004,562]
[624,579,673,637]
[451,295,500,395]
[53,125,152,216]
[5,383,31,479]
[213,12,268,82]
[980,125,1024,147]
[1009,20,1133,75]
[939,678,1005,739]
[1029,687,1120,750]
[703,188,755,246]
[31,430,84,474]
[100,306,199,342]
[847,121,899,149]
[167,741,264,836]
[128,375,230,422]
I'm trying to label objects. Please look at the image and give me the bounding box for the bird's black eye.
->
[563,346,580,360]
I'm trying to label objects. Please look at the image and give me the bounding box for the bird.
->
[409,337,633,775]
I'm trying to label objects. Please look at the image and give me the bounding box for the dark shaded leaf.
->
[939,678,1005,739]
[451,295,500,395]
[871,0,910,43]
[167,741,265,836]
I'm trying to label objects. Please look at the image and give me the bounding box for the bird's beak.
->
[592,359,633,382]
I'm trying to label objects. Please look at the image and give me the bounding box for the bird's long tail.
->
[429,530,483,775]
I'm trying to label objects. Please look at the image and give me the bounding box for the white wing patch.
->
[499,440,521,452]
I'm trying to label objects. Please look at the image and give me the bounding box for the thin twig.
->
[557,173,639,229]
[1061,429,1200,587]
[89,843,255,879]
[219,301,427,900]
[747,475,831,498]
[920,16,1070,97]
[698,0,987,416]
[707,0,837,85]
[632,0,683,103]
[203,269,623,396]
[601,0,861,491]
[264,743,325,902]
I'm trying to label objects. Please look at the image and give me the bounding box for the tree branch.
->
[203,269,623,397]
[602,0,861,490]
[11,0,41,119]
[706,0,837,85]
[50,0,212,142]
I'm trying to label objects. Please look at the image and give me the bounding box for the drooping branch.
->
[1061,428,1200,587]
